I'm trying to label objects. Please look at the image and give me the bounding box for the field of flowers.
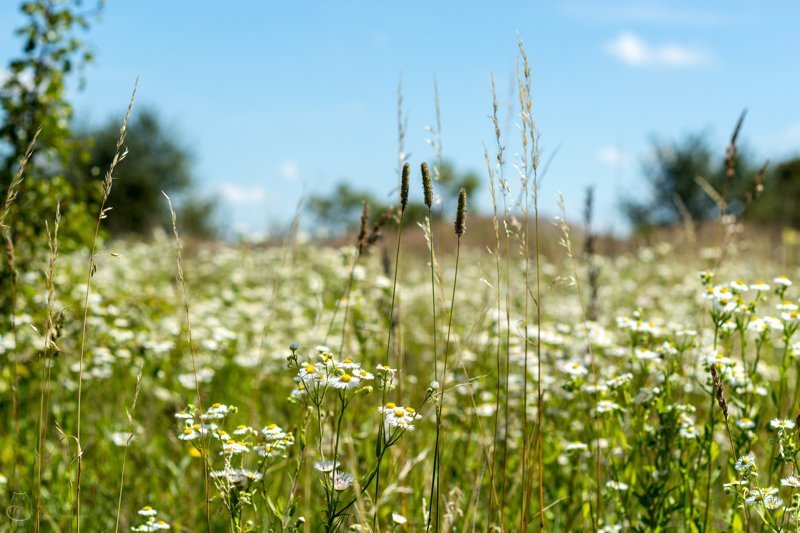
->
[3,196,800,532]
[2,38,799,533]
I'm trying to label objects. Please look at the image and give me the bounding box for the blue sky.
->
[2,1,800,236]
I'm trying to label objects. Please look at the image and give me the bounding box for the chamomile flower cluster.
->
[289,346,375,403]
[130,506,170,531]
[174,403,293,526]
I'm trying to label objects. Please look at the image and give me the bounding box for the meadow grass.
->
[3,44,800,533]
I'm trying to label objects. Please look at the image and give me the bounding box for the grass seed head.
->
[455,187,467,237]
[421,162,433,209]
[400,162,410,213]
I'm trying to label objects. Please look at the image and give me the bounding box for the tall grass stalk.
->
[114,362,144,533]
[75,81,137,531]
[1,127,40,486]
[514,37,542,529]
[34,202,60,533]
[494,89,514,532]
[421,161,442,531]
[433,188,467,531]
[484,135,502,522]
[163,191,211,531]
[373,162,409,531]
[557,194,601,530]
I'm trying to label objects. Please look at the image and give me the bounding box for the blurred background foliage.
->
[2,0,800,254]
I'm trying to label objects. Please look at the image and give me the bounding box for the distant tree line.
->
[623,116,800,231]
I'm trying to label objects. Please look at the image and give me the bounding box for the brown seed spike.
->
[400,162,410,213]
[455,188,467,237]
[357,202,369,254]
[421,162,433,210]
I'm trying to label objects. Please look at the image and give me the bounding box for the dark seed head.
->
[455,188,467,237]
[400,162,410,213]
[421,162,433,210]
[357,202,369,254]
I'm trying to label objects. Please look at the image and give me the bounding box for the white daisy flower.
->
[746,487,780,506]
[314,460,340,473]
[781,310,799,323]
[597,400,621,414]
[730,280,749,292]
[774,276,793,287]
[297,362,324,380]
[634,348,659,361]
[376,363,397,374]
[751,281,770,292]
[606,480,628,491]
[335,358,361,370]
[138,506,158,516]
[331,470,354,491]
[392,512,408,525]
[706,352,732,368]
[781,475,800,488]
[379,403,422,431]
[222,440,249,454]
[736,418,756,430]
[735,452,757,471]
[329,372,361,390]
[562,361,588,376]
[606,373,633,389]
[179,426,201,441]
[210,468,263,484]
[353,369,374,381]
[770,418,796,431]
[202,403,231,420]
[564,441,588,453]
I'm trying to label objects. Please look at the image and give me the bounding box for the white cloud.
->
[218,183,267,205]
[597,146,626,166]
[279,160,299,181]
[606,32,712,68]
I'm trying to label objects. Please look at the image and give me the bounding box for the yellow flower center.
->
[304,364,316,373]
[385,402,396,409]
[340,373,352,383]
[394,409,406,417]
[343,358,353,363]
[212,403,221,408]
[267,423,277,430]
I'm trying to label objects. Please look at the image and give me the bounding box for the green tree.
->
[0,0,104,251]
[308,160,479,232]
[623,133,756,229]
[71,108,215,237]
